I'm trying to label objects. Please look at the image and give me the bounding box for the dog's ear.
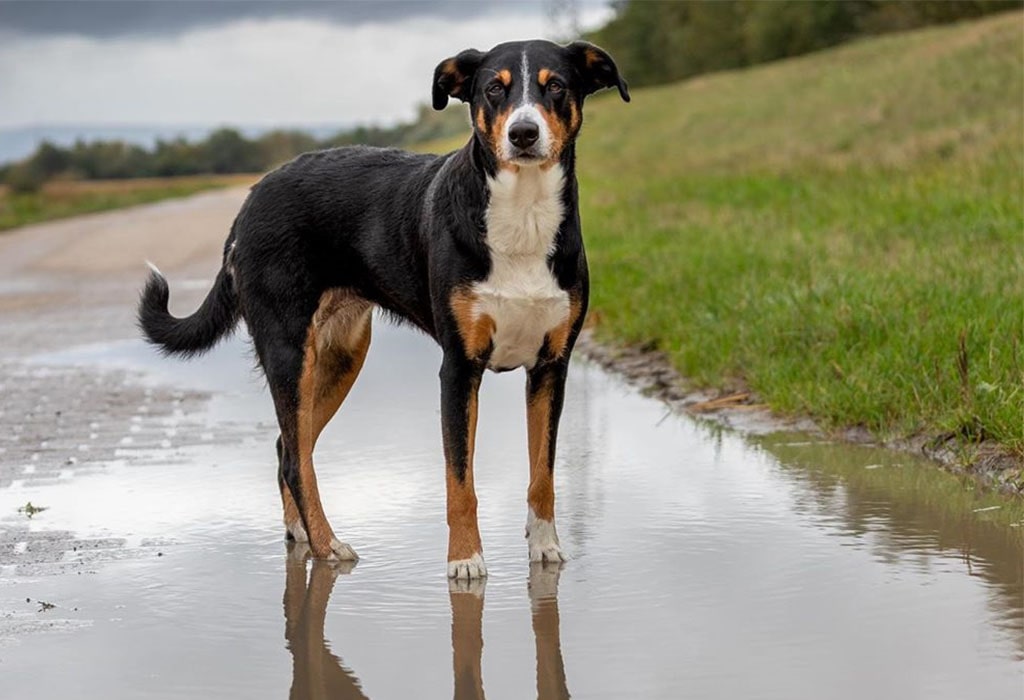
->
[432,49,486,110]
[567,41,630,102]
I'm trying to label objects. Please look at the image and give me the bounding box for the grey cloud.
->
[0,0,545,39]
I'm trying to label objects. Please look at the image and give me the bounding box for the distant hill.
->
[0,123,352,166]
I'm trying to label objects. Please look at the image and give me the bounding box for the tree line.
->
[1,103,467,193]
[587,0,1020,89]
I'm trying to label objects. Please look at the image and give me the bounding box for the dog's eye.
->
[486,83,505,98]
[546,80,565,95]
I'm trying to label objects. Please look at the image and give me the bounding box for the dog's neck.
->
[483,164,565,257]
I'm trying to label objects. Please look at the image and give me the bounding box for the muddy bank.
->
[574,329,1024,496]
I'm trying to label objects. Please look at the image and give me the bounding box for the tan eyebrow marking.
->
[538,68,553,85]
[497,69,512,86]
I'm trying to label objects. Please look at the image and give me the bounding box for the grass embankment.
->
[0,173,257,232]
[423,13,1023,460]
[575,13,1023,458]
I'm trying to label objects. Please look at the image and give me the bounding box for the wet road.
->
[1,194,1022,699]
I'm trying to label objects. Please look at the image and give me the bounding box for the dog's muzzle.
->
[504,107,549,162]
[509,121,539,150]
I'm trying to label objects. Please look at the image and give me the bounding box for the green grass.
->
[0,174,256,232]
[573,13,1024,456]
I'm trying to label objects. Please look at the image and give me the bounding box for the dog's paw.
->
[447,552,488,580]
[529,540,565,563]
[526,512,565,563]
[327,538,359,562]
[284,519,309,543]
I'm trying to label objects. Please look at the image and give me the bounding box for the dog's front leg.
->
[440,353,487,580]
[525,359,569,563]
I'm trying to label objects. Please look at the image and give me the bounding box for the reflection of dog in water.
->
[283,546,366,700]
[283,545,569,699]
[450,565,570,700]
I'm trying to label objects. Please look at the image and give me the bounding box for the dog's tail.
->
[137,252,240,359]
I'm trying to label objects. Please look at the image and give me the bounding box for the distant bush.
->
[5,162,46,194]
[2,103,468,188]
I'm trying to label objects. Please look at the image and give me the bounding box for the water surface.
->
[1,322,1021,699]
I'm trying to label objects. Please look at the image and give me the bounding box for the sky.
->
[0,0,614,131]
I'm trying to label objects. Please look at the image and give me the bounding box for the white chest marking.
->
[474,165,569,371]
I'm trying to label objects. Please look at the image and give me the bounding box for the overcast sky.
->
[0,0,614,130]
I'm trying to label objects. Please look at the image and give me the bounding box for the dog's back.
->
[231,146,449,335]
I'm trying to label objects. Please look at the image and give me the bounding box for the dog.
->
[138,40,629,580]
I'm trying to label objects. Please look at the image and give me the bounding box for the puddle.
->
[1,322,1021,698]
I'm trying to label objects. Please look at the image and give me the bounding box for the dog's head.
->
[433,40,629,168]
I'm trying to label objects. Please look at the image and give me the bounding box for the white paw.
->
[285,518,309,543]
[447,552,488,580]
[327,538,359,562]
[526,509,565,563]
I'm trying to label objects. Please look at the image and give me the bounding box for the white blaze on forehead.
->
[519,49,530,105]
[499,48,553,162]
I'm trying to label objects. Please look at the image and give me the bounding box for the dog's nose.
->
[508,121,540,149]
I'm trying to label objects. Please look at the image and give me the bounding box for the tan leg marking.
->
[526,371,565,563]
[527,379,555,521]
[450,288,496,361]
[292,290,372,560]
[447,386,483,564]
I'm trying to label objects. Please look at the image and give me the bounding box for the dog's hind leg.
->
[277,436,308,543]
[270,290,373,560]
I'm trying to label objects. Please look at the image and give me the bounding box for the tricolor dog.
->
[138,40,629,580]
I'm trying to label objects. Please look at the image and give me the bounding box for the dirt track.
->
[0,187,247,323]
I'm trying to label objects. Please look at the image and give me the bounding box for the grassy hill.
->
[428,12,1024,459]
